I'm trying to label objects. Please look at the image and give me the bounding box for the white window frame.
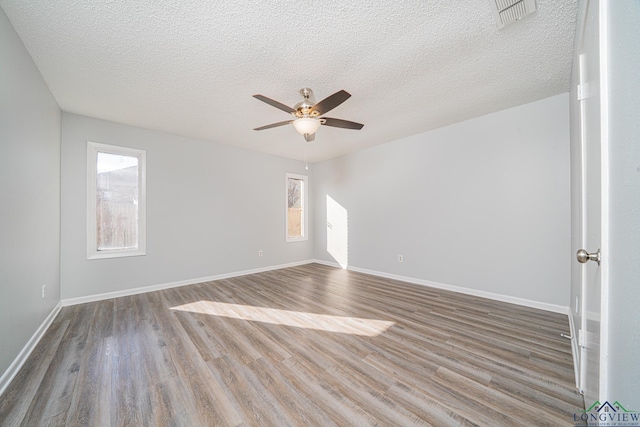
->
[285,173,308,242]
[87,141,147,259]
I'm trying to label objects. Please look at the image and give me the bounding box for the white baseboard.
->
[312,259,345,269]
[313,259,570,315]
[0,302,62,397]
[62,257,570,313]
[61,259,316,307]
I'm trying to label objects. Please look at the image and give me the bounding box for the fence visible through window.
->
[96,153,139,251]
[286,173,307,242]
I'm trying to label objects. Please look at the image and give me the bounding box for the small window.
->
[286,173,308,242]
[87,142,146,259]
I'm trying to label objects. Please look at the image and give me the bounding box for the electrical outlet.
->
[258,250,263,257]
[398,255,403,263]
[42,284,46,299]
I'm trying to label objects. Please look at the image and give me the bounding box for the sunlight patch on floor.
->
[170,300,394,337]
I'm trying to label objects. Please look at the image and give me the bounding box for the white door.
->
[574,0,602,405]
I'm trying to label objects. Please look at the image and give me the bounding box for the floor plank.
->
[0,263,584,426]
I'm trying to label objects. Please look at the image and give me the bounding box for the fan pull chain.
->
[304,144,309,170]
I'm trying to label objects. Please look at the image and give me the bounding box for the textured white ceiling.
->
[1,0,578,162]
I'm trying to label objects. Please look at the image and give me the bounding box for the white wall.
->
[313,94,571,308]
[0,8,61,380]
[604,0,640,409]
[60,113,313,300]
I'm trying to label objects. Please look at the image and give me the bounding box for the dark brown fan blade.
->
[321,117,364,130]
[304,133,315,142]
[253,94,296,114]
[253,120,293,131]
[310,90,351,115]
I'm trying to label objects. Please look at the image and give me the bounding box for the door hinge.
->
[577,82,595,101]
[578,329,586,348]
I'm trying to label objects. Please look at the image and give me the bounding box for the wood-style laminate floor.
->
[0,263,584,426]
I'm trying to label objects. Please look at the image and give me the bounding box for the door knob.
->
[577,249,600,265]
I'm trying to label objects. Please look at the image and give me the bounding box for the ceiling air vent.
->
[489,0,537,29]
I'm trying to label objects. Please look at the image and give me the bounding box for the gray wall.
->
[313,94,571,307]
[61,113,313,300]
[0,8,61,378]
[605,0,640,409]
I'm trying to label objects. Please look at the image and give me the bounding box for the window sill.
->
[286,237,308,243]
[87,249,147,260]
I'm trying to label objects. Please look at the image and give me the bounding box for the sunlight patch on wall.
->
[327,195,348,268]
[170,301,394,337]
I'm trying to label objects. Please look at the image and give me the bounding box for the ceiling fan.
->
[253,88,364,142]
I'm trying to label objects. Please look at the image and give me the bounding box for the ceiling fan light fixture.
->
[293,117,321,136]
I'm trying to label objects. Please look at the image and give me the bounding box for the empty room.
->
[1,0,639,426]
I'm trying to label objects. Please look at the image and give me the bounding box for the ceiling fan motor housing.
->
[294,88,318,118]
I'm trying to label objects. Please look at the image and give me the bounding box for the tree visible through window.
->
[286,173,308,241]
